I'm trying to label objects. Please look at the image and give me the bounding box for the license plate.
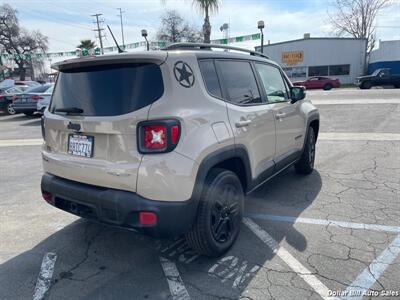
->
[68,134,94,158]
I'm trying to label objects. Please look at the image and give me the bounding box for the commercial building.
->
[368,40,400,74]
[255,35,368,84]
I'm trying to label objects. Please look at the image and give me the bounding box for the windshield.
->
[371,69,382,76]
[49,63,164,116]
[26,84,52,93]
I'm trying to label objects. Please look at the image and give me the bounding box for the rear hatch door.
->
[43,53,166,192]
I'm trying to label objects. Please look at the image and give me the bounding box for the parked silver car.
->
[13,84,54,116]
[37,85,54,113]
[41,43,319,257]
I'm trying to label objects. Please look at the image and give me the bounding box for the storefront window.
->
[308,66,328,76]
[308,64,350,77]
[329,64,350,75]
[282,66,307,78]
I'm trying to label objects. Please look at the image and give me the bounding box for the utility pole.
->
[117,8,125,48]
[92,13,105,55]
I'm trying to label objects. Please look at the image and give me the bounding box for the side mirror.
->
[290,86,306,103]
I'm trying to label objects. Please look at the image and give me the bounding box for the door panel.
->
[216,60,276,181]
[226,103,276,179]
[254,63,305,167]
[271,101,305,161]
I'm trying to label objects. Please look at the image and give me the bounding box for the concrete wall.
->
[255,38,367,84]
[368,40,400,74]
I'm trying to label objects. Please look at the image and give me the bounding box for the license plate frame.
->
[67,134,94,158]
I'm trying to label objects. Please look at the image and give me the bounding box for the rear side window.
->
[198,60,222,98]
[216,60,261,105]
[50,63,163,116]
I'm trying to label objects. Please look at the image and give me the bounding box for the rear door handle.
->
[235,120,252,128]
[275,113,287,119]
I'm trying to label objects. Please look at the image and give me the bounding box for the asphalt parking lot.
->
[0,88,399,300]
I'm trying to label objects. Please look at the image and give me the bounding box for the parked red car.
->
[293,76,340,90]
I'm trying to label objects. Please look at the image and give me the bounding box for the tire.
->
[295,127,316,175]
[6,103,16,115]
[185,168,244,257]
[361,81,372,89]
[24,112,34,116]
[323,83,332,91]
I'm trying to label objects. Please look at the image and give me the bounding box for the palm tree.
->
[162,0,220,43]
[76,39,96,50]
[192,0,220,43]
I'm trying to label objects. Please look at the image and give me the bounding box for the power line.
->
[18,7,92,31]
[91,13,105,55]
[117,8,126,48]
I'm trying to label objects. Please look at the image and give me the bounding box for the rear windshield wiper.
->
[54,107,84,115]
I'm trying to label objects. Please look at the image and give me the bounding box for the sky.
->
[2,0,400,54]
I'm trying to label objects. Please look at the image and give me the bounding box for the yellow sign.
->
[282,51,304,65]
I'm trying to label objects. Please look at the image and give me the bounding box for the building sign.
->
[282,51,304,65]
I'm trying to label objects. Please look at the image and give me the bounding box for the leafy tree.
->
[328,0,391,53]
[0,4,48,80]
[77,39,96,50]
[157,10,203,43]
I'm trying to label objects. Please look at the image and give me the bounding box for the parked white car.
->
[37,85,54,113]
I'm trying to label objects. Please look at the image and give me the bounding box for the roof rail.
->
[163,43,270,59]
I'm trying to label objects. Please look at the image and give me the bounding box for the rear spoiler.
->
[52,52,168,71]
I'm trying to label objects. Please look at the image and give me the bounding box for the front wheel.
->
[361,81,372,89]
[6,103,16,115]
[185,168,244,257]
[323,83,332,91]
[295,127,316,175]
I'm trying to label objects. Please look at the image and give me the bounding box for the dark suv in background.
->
[357,68,400,89]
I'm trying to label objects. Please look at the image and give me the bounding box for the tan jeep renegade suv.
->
[41,43,319,257]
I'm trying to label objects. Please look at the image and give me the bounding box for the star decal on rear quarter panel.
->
[173,61,195,88]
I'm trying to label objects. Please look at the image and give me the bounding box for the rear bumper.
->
[13,103,37,113]
[41,173,198,238]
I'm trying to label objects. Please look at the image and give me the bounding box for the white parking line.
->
[319,132,400,141]
[159,256,191,300]
[247,213,400,233]
[33,252,57,300]
[0,138,42,147]
[312,99,400,105]
[341,234,400,300]
[243,218,336,300]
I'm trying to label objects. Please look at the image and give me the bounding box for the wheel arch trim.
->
[192,145,252,201]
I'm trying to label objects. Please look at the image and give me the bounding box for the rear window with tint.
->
[216,60,262,105]
[199,60,222,98]
[50,63,164,116]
